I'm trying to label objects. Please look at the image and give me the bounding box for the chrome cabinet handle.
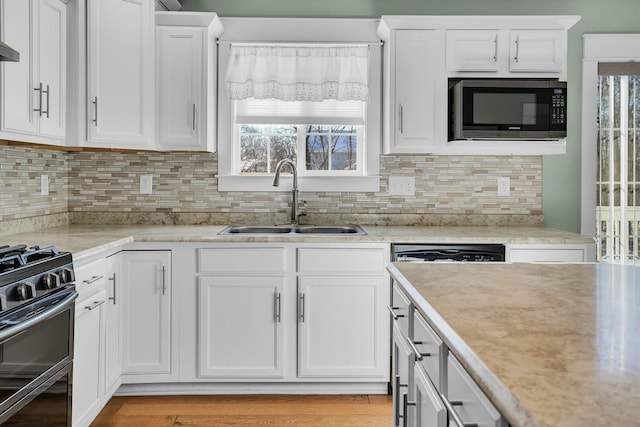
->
[387,305,405,320]
[34,83,43,116]
[299,293,305,322]
[402,393,416,427]
[441,393,478,427]
[274,292,281,323]
[84,300,105,311]
[42,84,50,118]
[108,273,117,304]
[92,96,98,125]
[161,265,167,296]
[406,336,432,361]
[192,103,197,131]
[493,35,498,62]
[82,274,104,285]
[513,35,520,62]
[399,104,404,134]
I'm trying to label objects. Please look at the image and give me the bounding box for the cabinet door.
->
[391,30,439,153]
[87,0,154,147]
[392,323,412,427]
[446,30,499,72]
[197,276,284,378]
[121,250,171,376]
[156,26,204,150]
[73,291,106,427]
[37,0,66,138]
[412,365,447,427]
[0,0,37,134]
[104,252,122,395]
[510,30,563,73]
[298,276,387,378]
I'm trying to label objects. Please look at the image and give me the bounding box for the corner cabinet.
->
[86,0,155,149]
[156,12,223,152]
[120,250,173,382]
[377,15,580,156]
[0,0,67,145]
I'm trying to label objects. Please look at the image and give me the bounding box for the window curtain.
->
[226,45,369,102]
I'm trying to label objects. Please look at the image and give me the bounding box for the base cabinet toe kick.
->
[389,281,507,427]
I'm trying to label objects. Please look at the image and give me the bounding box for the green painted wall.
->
[181,0,640,233]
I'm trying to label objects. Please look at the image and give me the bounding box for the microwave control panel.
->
[551,89,567,127]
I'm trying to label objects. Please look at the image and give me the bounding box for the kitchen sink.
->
[218,225,366,235]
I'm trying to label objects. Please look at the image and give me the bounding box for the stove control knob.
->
[16,283,31,301]
[59,268,75,284]
[42,273,60,290]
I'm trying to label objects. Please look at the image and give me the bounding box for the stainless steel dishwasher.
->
[391,243,505,262]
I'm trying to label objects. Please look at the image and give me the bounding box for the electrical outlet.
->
[140,175,153,195]
[497,177,510,197]
[389,176,415,196]
[40,175,49,196]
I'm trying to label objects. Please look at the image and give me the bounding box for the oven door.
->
[0,287,77,426]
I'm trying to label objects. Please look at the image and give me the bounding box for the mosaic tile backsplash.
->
[1,145,543,228]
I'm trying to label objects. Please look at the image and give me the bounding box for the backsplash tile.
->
[0,145,69,222]
[67,151,542,226]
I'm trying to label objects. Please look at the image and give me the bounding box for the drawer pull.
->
[82,275,104,285]
[441,394,478,427]
[387,305,405,320]
[84,300,105,311]
[406,337,432,361]
[402,393,416,427]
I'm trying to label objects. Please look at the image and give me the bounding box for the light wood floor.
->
[91,394,393,427]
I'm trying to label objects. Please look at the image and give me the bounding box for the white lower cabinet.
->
[198,276,285,378]
[391,281,507,427]
[506,243,596,262]
[73,290,106,427]
[121,250,172,381]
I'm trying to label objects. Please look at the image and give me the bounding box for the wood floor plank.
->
[91,394,392,427]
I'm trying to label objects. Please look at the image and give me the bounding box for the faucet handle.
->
[298,200,308,219]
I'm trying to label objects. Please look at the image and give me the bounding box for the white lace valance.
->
[226,45,369,102]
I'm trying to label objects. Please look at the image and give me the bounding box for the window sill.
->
[217,175,381,192]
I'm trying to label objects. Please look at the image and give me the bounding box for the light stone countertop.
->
[0,224,594,262]
[388,262,640,427]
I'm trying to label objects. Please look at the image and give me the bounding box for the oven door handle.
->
[0,289,78,344]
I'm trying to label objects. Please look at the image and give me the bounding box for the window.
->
[216,19,381,192]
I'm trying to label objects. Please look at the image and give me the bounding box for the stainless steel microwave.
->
[448,79,567,140]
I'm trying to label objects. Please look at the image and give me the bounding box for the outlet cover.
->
[140,175,153,195]
[40,175,49,196]
[497,177,510,196]
[389,176,415,196]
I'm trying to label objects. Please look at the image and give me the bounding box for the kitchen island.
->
[388,262,640,427]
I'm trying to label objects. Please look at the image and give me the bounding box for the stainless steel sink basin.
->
[218,225,366,236]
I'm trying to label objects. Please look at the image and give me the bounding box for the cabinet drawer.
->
[297,248,384,274]
[508,248,585,262]
[198,247,286,274]
[390,283,411,334]
[413,311,445,392]
[75,258,107,298]
[447,354,504,427]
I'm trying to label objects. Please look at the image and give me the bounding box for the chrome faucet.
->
[272,159,306,225]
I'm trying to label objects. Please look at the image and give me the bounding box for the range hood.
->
[0,40,19,62]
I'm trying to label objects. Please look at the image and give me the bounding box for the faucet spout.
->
[272,159,302,225]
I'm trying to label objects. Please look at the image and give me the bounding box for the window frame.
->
[216,18,382,192]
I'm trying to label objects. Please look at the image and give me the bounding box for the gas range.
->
[0,244,75,314]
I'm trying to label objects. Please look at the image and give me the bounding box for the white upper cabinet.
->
[0,0,66,144]
[446,29,566,76]
[86,0,155,149]
[382,29,444,154]
[156,12,222,152]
